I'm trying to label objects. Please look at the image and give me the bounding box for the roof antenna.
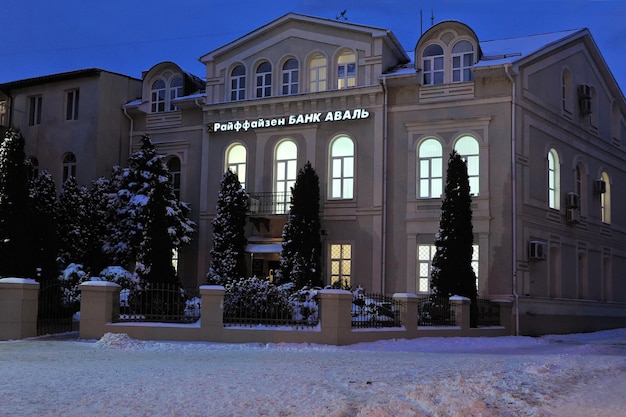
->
[420,9,423,35]
[431,9,435,26]
[336,9,347,21]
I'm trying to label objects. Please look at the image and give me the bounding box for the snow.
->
[1,329,625,416]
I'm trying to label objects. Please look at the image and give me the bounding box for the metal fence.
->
[118,284,200,323]
[37,284,76,336]
[477,299,501,327]
[417,296,456,327]
[351,292,402,328]
[223,292,319,328]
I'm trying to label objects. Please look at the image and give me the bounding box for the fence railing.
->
[477,298,501,327]
[223,292,319,328]
[118,284,200,323]
[247,192,290,215]
[352,292,402,328]
[417,296,457,327]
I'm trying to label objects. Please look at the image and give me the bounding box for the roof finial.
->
[336,9,347,21]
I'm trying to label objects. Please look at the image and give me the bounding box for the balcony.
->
[247,192,290,216]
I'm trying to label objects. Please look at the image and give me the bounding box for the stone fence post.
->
[79,281,121,340]
[199,285,224,341]
[318,289,353,345]
[0,278,40,341]
[450,295,471,330]
[393,293,419,338]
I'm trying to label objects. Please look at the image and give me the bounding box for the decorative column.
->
[79,281,121,340]
[0,278,40,341]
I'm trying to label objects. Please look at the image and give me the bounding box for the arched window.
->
[417,138,443,198]
[62,152,76,183]
[454,135,479,195]
[231,65,246,101]
[451,41,474,82]
[169,77,183,111]
[601,171,611,224]
[309,53,327,92]
[282,59,299,95]
[562,69,573,116]
[337,50,356,89]
[274,140,298,213]
[422,44,444,85]
[330,136,354,199]
[548,149,560,210]
[26,156,39,180]
[226,143,247,189]
[167,157,181,199]
[256,62,272,98]
[151,79,166,113]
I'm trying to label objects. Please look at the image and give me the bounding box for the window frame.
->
[329,135,355,200]
[548,149,561,210]
[337,50,356,89]
[308,53,328,93]
[330,243,352,288]
[29,95,42,126]
[451,40,474,83]
[417,138,443,199]
[422,44,444,86]
[454,135,480,196]
[281,58,299,95]
[230,65,246,101]
[167,156,182,199]
[62,152,77,183]
[255,61,272,98]
[601,171,611,224]
[225,143,247,189]
[65,89,79,121]
[274,140,298,213]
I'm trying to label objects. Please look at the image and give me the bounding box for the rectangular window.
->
[29,95,42,126]
[66,89,79,120]
[330,243,352,287]
[417,243,479,293]
[0,100,6,126]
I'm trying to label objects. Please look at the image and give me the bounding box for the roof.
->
[475,28,584,67]
[0,68,140,91]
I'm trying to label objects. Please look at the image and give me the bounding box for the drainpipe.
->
[380,76,388,295]
[505,64,520,336]
[122,106,134,163]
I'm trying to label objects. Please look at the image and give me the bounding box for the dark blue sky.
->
[3,0,625,94]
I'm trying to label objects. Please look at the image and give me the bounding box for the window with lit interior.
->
[548,149,560,210]
[330,136,354,199]
[309,53,327,92]
[226,143,247,189]
[274,140,297,213]
[417,138,443,198]
[454,136,479,195]
[330,243,351,288]
[601,172,611,224]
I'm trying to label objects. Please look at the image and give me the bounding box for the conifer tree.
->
[207,169,248,285]
[86,177,115,274]
[0,128,32,277]
[430,150,479,326]
[29,171,58,284]
[278,161,322,289]
[105,134,196,286]
[56,177,91,269]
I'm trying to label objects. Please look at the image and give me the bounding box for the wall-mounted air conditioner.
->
[529,240,547,260]
[566,208,580,224]
[594,179,606,194]
[566,192,580,208]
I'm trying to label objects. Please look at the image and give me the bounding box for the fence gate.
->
[37,284,75,336]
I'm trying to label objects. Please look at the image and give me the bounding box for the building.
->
[0,69,142,190]
[6,14,626,335]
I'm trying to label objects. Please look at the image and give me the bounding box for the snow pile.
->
[1,329,625,416]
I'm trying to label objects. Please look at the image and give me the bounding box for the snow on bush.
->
[98,266,140,307]
[224,276,293,320]
[58,263,91,307]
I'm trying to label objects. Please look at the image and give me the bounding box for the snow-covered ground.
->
[1,329,625,417]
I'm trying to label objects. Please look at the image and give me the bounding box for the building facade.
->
[0,69,142,190]
[4,14,626,335]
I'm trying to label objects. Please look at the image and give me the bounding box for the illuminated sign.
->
[208,108,370,133]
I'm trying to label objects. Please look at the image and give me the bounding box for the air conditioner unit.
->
[566,192,580,208]
[566,208,580,224]
[594,179,606,194]
[577,84,592,99]
[529,241,547,260]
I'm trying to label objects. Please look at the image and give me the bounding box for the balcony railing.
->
[247,192,290,215]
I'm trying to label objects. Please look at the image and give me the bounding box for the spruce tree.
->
[86,177,115,274]
[29,171,59,284]
[105,134,196,286]
[0,128,32,277]
[207,169,248,285]
[430,150,479,326]
[56,177,91,269]
[278,161,322,289]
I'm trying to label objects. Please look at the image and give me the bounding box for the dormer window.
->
[282,59,299,95]
[422,44,444,85]
[452,41,474,82]
[309,53,327,92]
[151,74,184,113]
